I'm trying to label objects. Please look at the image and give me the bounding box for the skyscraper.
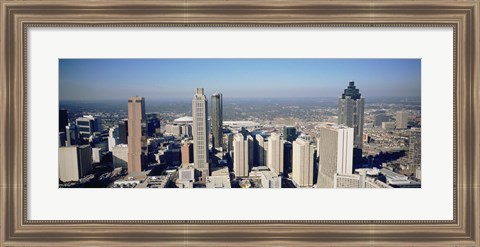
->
[292,138,314,187]
[233,133,253,177]
[192,88,209,179]
[283,126,297,142]
[181,141,194,165]
[317,123,354,188]
[59,109,68,133]
[267,132,284,174]
[253,134,267,166]
[396,111,409,129]
[118,119,128,144]
[338,81,365,149]
[127,96,147,173]
[108,127,119,151]
[211,93,223,150]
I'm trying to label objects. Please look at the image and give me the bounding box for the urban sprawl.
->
[59,81,421,189]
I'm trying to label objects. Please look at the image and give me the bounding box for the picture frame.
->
[1,0,479,246]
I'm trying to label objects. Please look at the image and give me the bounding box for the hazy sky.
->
[59,59,421,101]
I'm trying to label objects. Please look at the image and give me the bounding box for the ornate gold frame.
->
[1,0,479,246]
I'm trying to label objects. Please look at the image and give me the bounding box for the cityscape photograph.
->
[58,59,421,189]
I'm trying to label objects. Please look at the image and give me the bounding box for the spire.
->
[341,80,361,100]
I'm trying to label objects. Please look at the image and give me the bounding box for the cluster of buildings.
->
[58,81,421,189]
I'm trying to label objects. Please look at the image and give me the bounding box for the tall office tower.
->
[283,141,293,174]
[76,116,96,139]
[283,126,297,142]
[58,145,92,182]
[147,115,161,137]
[267,132,284,174]
[108,127,119,151]
[111,144,128,169]
[233,133,253,177]
[59,132,66,147]
[292,138,314,187]
[65,123,78,146]
[59,109,68,133]
[317,123,354,188]
[338,81,365,149]
[253,134,267,166]
[374,114,390,127]
[181,141,194,165]
[396,111,409,129]
[118,119,128,144]
[192,88,209,179]
[211,93,223,150]
[409,128,421,166]
[127,96,147,173]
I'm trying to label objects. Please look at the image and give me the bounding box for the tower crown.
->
[341,81,361,100]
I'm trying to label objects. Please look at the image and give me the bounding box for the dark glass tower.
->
[211,93,223,150]
[338,81,365,149]
[59,109,68,133]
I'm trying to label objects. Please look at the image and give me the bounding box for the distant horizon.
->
[59,59,421,101]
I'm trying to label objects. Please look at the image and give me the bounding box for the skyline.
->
[59,59,421,101]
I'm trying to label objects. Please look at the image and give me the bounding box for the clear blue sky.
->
[59,59,421,101]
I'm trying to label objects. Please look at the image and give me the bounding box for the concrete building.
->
[374,114,390,127]
[233,133,253,177]
[65,123,78,146]
[409,128,421,166]
[59,145,92,182]
[181,141,194,165]
[211,93,223,149]
[338,81,365,149]
[267,132,284,174]
[382,122,396,130]
[253,134,267,166]
[192,88,209,179]
[111,144,128,169]
[206,175,231,188]
[260,170,281,188]
[292,138,314,187]
[76,115,98,139]
[127,96,147,173]
[317,123,354,188]
[396,111,409,129]
[92,147,102,163]
[165,124,182,136]
[108,127,119,151]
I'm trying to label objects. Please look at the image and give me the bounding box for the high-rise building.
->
[59,109,68,133]
[396,111,409,129]
[338,81,365,149]
[59,145,92,182]
[181,141,194,165]
[267,132,284,174]
[253,134,267,166]
[108,127,119,151]
[317,123,354,188]
[283,141,293,174]
[118,119,128,144]
[92,147,102,163]
[233,133,253,177]
[59,132,66,147]
[409,128,421,166]
[192,88,209,179]
[283,126,297,142]
[127,96,147,173]
[211,93,223,150]
[147,115,161,137]
[65,123,78,146]
[292,138,314,187]
[111,144,128,169]
[76,116,96,139]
